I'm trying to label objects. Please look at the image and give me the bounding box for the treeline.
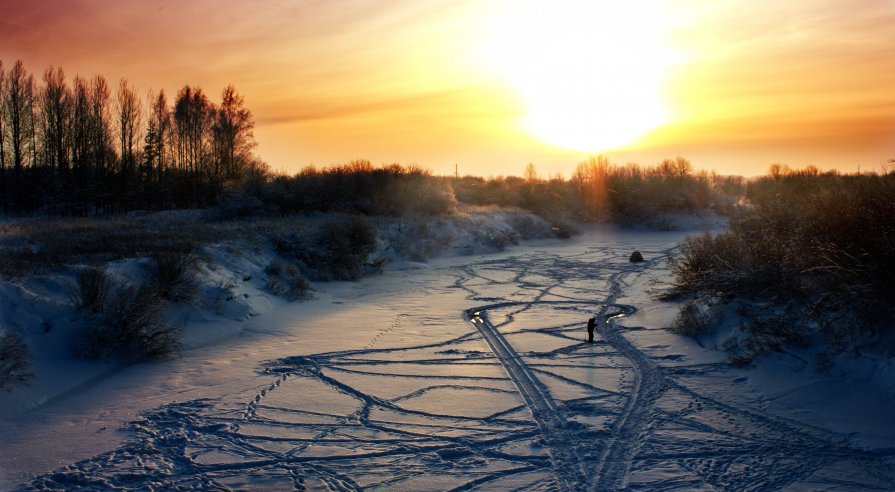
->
[228,160,456,218]
[669,166,895,364]
[1,59,740,222]
[0,59,261,214]
[217,155,739,225]
[453,156,744,223]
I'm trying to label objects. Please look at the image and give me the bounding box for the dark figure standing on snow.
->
[587,317,596,343]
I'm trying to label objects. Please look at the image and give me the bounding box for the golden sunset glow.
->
[2,0,894,176]
[481,1,678,152]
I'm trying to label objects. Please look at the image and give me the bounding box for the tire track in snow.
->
[466,305,586,491]
[462,250,670,490]
[461,248,676,490]
[465,299,637,491]
[459,245,672,491]
[588,255,667,491]
[590,305,660,491]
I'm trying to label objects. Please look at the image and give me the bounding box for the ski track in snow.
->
[20,245,895,491]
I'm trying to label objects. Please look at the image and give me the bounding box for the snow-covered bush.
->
[210,188,266,220]
[69,266,111,313]
[719,314,808,368]
[311,215,378,280]
[669,301,714,338]
[503,211,554,240]
[473,225,519,252]
[668,170,895,364]
[549,217,579,239]
[265,260,312,300]
[383,218,456,261]
[0,331,32,390]
[275,215,378,281]
[74,281,181,361]
[0,218,201,278]
[147,252,203,303]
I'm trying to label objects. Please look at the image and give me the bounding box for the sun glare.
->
[482,1,679,153]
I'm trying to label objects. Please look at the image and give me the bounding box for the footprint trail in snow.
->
[22,245,895,491]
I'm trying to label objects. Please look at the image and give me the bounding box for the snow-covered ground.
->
[2,220,894,490]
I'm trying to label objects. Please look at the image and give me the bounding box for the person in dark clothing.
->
[586,317,596,343]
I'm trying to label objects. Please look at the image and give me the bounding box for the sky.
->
[2,0,894,177]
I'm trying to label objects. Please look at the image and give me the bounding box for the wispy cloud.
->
[1,0,893,175]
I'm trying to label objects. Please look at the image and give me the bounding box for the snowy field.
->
[2,224,894,490]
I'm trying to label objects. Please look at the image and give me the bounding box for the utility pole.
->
[455,163,459,179]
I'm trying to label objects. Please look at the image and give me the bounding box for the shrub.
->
[211,188,266,220]
[74,282,181,361]
[669,301,713,338]
[0,218,204,278]
[277,215,378,281]
[723,336,756,368]
[69,266,111,313]
[668,170,895,361]
[260,162,456,216]
[719,313,805,368]
[504,211,553,240]
[147,252,203,303]
[477,227,519,251]
[387,219,454,261]
[549,217,579,239]
[265,260,312,300]
[0,331,32,390]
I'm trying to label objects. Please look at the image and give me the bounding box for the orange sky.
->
[2,0,894,177]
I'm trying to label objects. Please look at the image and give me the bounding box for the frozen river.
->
[7,226,895,490]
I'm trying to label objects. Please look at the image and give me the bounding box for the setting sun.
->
[1,0,893,176]
[481,1,679,153]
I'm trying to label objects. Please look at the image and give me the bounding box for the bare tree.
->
[0,61,6,205]
[89,75,112,177]
[4,61,35,180]
[212,84,254,180]
[0,60,266,213]
[143,89,171,183]
[173,85,213,176]
[116,79,142,171]
[574,155,610,220]
[71,76,91,194]
[524,162,538,183]
[41,66,71,171]
[658,156,692,182]
[116,79,142,211]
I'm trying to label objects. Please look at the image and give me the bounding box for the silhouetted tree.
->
[524,162,538,182]
[89,75,113,208]
[212,85,254,180]
[71,75,91,206]
[40,66,71,173]
[0,61,6,210]
[657,156,692,182]
[3,60,36,209]
[143,90,171,189]
[0,59,277,214]
[173,85,212,175]
[574,155,610,220]
[116,79,142,211]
